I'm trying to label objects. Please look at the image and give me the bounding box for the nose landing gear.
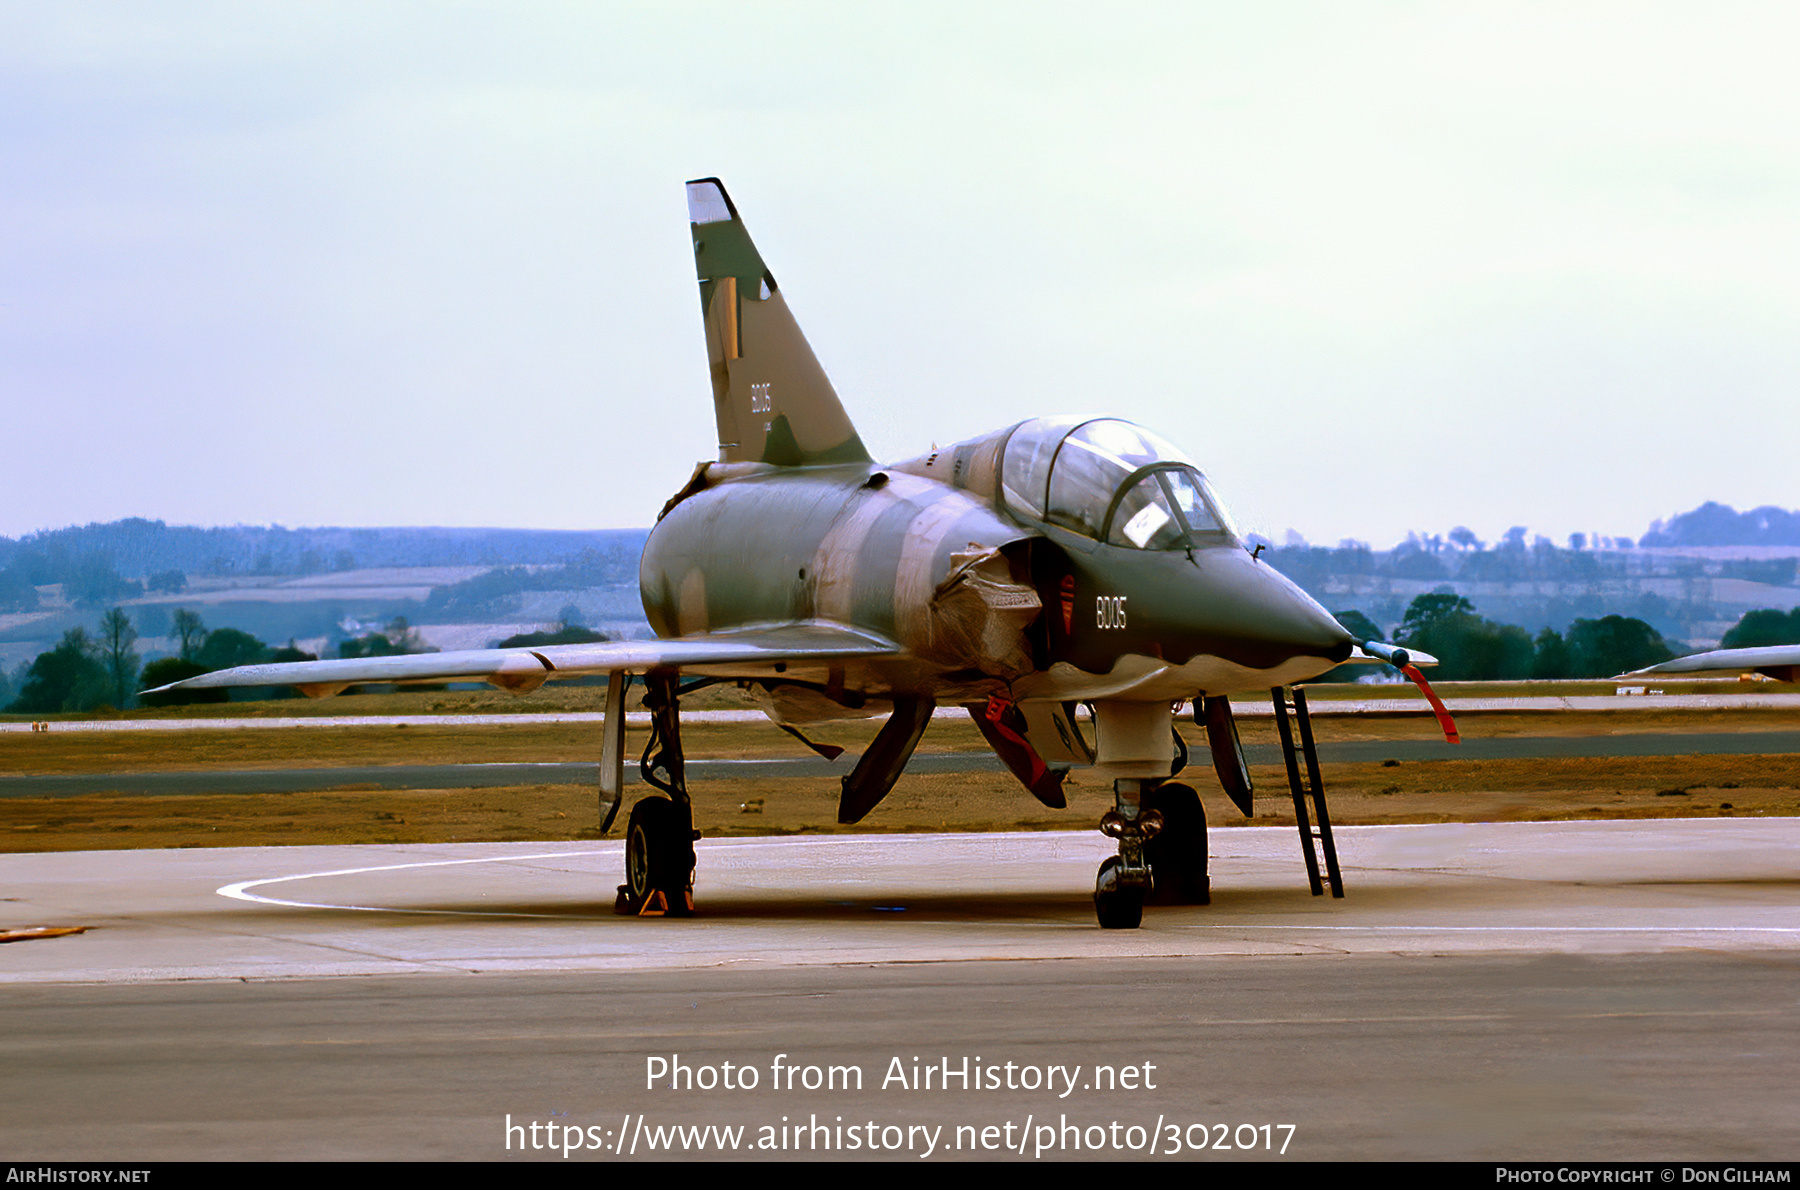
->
[1092,778,1156,928]
[1093,777,1211,928]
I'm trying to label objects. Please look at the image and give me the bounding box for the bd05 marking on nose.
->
[1096,595,1128,629]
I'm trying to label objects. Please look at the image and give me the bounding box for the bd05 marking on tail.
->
[149,176,1461,929]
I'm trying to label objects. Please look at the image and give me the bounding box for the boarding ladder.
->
[1270,685,1344,898]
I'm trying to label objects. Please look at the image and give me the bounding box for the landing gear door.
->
[1202,695,1254,817]
[1019,700,1095,765]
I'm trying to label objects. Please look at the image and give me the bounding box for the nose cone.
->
[1190,547,1355,667]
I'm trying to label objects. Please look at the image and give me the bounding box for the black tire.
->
[1094,857,1144,929]
[625,797,695,903]
[1144,782,1210,905]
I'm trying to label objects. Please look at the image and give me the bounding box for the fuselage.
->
[641,417,1354,712]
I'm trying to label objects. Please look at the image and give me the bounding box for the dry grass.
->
[2,699,1797,852]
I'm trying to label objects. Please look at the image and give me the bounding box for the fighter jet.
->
[153,178,1448,928]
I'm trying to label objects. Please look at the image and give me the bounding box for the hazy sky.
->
[4,2,1796,549]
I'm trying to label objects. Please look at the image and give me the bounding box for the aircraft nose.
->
[1260,565,1353,648]
[1171,547,1355,669]
[1052,539,1355,678]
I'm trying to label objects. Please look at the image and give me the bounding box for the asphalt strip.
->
[5,732,1800,797]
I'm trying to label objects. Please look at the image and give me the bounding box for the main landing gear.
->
[605,673,938,918]
[613,671,697,917]
[620,796,695,917]
[1093,777,1211,929]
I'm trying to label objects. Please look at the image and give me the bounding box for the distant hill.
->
[5,506,1798,664]
[1640,503,1800,548]
[0,519,649,581]
[9,503,1793,578]
[0,520,657,675]
[1262,503,1800,651]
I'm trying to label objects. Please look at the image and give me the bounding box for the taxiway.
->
[2,821,1796,1160]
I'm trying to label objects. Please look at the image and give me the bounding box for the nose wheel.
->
[1144,782,1209,905]
[1093,857,1144,929]
[1093,777,1159,928]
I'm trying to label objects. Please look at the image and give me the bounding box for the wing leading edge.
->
[144,623,903,700]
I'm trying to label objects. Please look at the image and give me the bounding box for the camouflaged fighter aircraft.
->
[152,177,1454,928]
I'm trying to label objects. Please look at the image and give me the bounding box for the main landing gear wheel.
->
[618,796,695,917]
[1094,857,1144,929]
[1144,782,1210,905]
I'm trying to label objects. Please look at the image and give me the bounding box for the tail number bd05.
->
[1096,595,1128,629]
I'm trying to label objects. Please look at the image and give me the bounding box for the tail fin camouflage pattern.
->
[686,178,870,467]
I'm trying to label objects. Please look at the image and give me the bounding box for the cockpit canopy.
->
[999,418,1240,550]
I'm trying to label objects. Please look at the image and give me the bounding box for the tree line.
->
[5,611,409,713]
[1338,594,1800,682]
[1638,502,1800,547]
[3,609,612,714]
[5,592,1796,715]
[1346,594,1680,681]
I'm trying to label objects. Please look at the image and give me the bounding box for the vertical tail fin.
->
[686,178,871,467]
